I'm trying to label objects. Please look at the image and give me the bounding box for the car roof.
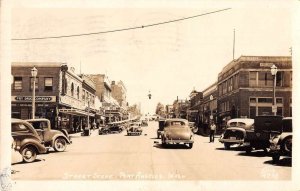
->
[227,118,254,124]
[165,118,188,123]
[25,118,49,122]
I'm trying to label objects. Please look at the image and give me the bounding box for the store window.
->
[30,77,39,90]
[44,77,53,91]
[14,77,22,90]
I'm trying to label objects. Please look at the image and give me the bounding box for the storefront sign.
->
[260,63,273,67]
[12,96,56,102]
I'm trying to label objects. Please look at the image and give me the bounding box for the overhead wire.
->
[12,8,231,41]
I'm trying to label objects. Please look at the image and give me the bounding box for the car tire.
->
[245,147,252,154]
[21,146,37,163]
[54,137,67,152]
[224,143,231,150]
[188,143,193,149]
[272,154,280,163]
[283,138,292,153]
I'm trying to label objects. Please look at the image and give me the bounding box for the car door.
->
[29,121,46,142]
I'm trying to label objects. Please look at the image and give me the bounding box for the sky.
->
[11,1,293,114]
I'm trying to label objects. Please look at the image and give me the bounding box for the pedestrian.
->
[209,121,216,143]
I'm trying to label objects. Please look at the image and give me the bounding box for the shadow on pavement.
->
[153,144,190,150]
[11,159,44,165]
[237,151,271,157]
[264,158,292,167]
[215,147,245,151]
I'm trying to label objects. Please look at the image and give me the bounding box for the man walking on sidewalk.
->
[209,121,216,143]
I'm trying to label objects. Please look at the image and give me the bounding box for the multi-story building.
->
[173,98,190,119]
[198,82,218,134]
[217,56,292,125]
[165,104,174,118]
[111,80,127,108]
[11,63,97,132]
[187,89,203,124]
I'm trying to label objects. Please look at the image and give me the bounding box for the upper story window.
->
[77,86,80,99]
[276,72,283,87]
[250,71,283,87]
[249,71,257,87]
[82,89,86,101]
[44,77,53,91]
[222,81,227,94]
[233,74,239,89]
[228,77,233,92]
[30,77,39,90]
[71,83,74,97]
[13,77,22,90]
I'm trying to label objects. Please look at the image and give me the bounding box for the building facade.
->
[11,63,97,132]
[217,56,292,125]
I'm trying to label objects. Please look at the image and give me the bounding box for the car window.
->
[30,121,48,130]
[237,122,246,127]
[12,123,30,133]
[228,122,237,127]
[166,121,186,127]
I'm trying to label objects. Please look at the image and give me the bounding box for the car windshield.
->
[282,119,292,132]
[166,121,186,127]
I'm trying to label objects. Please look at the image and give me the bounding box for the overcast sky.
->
[11,1,293,114]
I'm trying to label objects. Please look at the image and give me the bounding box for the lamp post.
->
[271,64,278,116]
[31,66,38,119]
[210,95,214,122]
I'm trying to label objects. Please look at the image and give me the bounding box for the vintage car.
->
[161,118,194,149]
[269,117,292,163]
[219,118,254,150]
[127,122,143,135]
[26,118,72,152]
[99,126,111,135]
[157,119,166,138]
[107,122,124,133]
[11,118,47,163]
[244,115,283,153]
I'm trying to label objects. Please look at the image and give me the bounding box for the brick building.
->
[11,63,97,132]
[217,56,292,125]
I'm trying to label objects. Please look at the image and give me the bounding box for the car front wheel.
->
[188,143,193,149]
[54,137,67,152]
[224,143,231,150]
[21,146,37,163]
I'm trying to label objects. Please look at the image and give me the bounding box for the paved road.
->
[11,121,291,180]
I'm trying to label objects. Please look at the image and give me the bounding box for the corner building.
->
[217,56,292,122]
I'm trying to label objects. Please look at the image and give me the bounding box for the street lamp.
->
[271,64,278,116]
[31,66,38,119]
[210,95,214,121]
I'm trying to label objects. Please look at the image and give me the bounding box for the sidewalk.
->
[69,129,99,137]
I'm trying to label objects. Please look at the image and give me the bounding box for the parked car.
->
[26,118,72,152]
[161,118,194,149]
[244,115,283,153]
[269,117,292,163]
[127,122,143,135]
[11,118,47,163]
[219,118,254,150]
[99,126,111,135]
[157,119,166,138]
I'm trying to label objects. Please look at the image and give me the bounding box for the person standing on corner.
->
[209,121,216,143]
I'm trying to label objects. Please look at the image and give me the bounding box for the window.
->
[82,90,85,101]
[228,78,233,92]
[218,84,222,96]
[44,77,53,91]
[249,72,257,87]
[13,77,22,90]
[258,72,273,87]
[77,86,80,99]
[71,83,74,97]
[258,98,272,103]
[222,82,227,94]
[30,77,39,90]
[233,74,239,89]
[276,71,283,87]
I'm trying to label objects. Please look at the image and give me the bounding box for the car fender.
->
[20,140,47,154]
[279,135,292,151]
[51,135,71,146]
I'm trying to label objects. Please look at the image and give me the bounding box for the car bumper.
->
[127,131,142,135]
[165,139,194,144]
[219,138,244,144]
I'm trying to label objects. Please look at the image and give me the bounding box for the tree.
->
[155,102,165,117]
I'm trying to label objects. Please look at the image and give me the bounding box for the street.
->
[11,121,291,180]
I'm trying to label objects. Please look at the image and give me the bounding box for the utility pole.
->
[233,29,235,60]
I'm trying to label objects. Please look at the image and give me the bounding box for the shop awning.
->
[59,109,95,117]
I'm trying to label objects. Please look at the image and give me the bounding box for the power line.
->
[12,8,231,41]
